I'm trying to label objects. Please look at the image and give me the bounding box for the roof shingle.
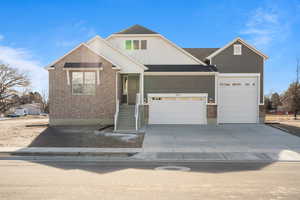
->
[115,24,158,34]
[183,48,219,62]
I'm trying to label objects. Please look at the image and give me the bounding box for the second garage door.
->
[218,76,258,123]
[148,94,207,124]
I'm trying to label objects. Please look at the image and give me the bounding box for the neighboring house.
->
[20,103,42,115]
[9,103,42,115]
[45,24,268,130]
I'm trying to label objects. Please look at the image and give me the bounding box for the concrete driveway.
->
[143,124,300,153]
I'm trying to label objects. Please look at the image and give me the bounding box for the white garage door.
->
[218,77,258,123]
[148,94,207,124]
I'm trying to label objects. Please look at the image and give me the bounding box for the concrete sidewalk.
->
[1,147,300,162]
[0,147,142,155]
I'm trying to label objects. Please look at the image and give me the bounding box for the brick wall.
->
[49,45,117,125]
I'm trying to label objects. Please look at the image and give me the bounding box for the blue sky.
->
[0,0,299,95]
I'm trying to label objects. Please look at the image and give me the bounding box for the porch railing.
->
[114,99,119,131]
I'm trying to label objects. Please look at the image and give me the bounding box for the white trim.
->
[62,67,103,71]
[97,69,101,85]
[139,72,144,104]
[44,43,121,70]
[148,93,208,98]
[233,44,242,55]
[86,35,148,70]
[144,72,218,76]
[106,34,207,65]
[66,70,70,85]
[217,73,260,77]
[215,74,218,105]
[206,37,268,60]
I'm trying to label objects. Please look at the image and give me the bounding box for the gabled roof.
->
[86,35,148,72]
[44,43,120,70]
[183,48,219,62]
[206,37,269,60]
[115,24,158,34]
[145,65,218,72]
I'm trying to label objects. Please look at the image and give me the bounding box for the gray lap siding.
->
[211,41,264,103]
[144,75,215,102]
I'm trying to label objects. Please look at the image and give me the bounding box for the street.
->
[0,157,300,199]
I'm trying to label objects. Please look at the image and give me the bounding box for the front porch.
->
[114,73,144,132]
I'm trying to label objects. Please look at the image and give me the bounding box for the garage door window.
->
[151,97,206,101]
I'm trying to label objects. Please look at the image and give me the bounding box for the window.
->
[141,40,147,49]
[133,40,139,50]
[72,72,96,95]
[233,44,242,55]
[125,40,147,50]
[125,40,132,50]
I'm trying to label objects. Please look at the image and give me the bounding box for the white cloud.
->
[55,20,96,48]
[240,6,289,49]
[0,44,47,93]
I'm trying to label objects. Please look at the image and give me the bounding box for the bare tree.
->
[284,59,300,119]
[40,90,49,113]
[0,64,30,113]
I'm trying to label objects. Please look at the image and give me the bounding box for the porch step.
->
[116,105,136,131]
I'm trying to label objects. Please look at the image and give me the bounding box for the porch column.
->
[139,72,144,104]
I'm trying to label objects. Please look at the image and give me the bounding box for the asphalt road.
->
[1,157,300,200]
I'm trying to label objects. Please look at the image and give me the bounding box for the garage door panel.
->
[149,96,207,124]
[218,77,258,123]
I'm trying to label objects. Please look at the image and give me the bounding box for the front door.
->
[121,75,139,105]
[128,75,139,105]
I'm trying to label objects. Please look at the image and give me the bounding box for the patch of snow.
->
[94,131,138,141]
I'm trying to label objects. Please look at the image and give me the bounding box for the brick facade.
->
[207,104,217,125]
[259,105,265,123]
[49,45,117,125]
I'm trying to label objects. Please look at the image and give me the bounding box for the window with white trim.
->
[233,44,242,55]
[125,40,147,50]
[72,71,96,95]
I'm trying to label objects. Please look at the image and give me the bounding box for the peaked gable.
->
[206,37,268,60]
[116,24,158,34]
[106,34,207,65]
[44,43,118,70]
[87,35,147,73]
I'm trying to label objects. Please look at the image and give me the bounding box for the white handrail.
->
[114,99,119,131]
[135,93,140,131]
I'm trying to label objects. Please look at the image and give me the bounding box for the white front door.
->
[218,76,258,123]
[148,94,207,124]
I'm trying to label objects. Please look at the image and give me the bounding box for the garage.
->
[148,93,207,124]
[218,75,259,123]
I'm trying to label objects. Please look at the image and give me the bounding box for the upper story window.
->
[141,40,147,50]
[125,40,132,50]
[233,44,242,55]
[72,71,96,95]
[125,40,147,50]
[133,40,139,50]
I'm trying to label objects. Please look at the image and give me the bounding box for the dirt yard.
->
[265,114,300,137]
[0,116,144,148]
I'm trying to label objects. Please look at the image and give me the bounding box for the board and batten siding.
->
[144,75,215,102]
[211,41,264,103]
[107,36,200,65]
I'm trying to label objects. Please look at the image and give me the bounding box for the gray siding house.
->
[46,25,268,130]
